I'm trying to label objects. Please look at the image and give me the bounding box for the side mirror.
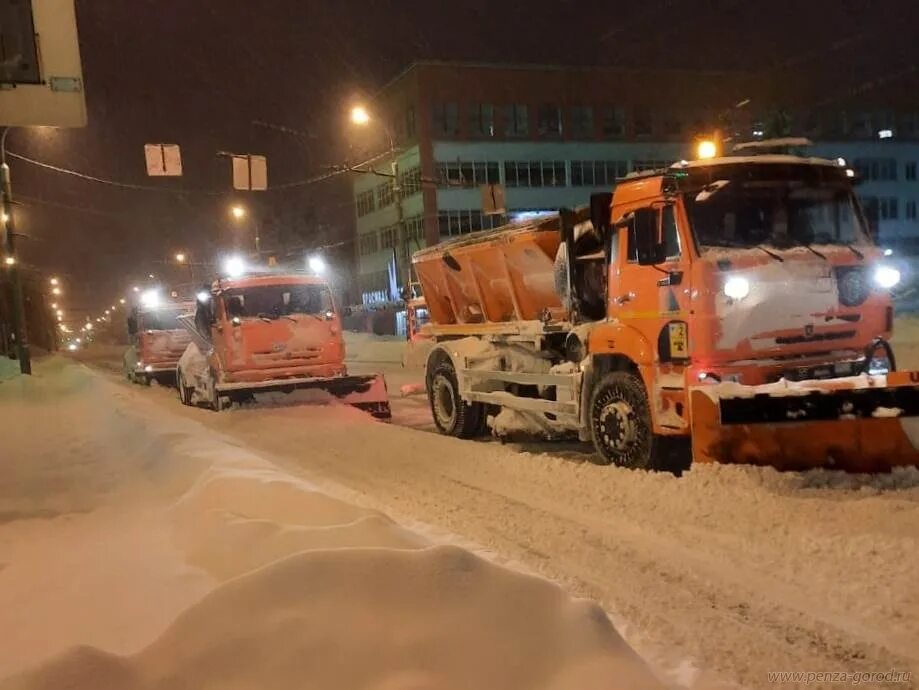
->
[633,207,667,266]
[590,192,613,234]
[126,315,138,336]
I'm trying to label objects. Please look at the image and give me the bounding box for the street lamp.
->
[349,103,406,292]
[49,277,59,286]
[231,204,246,220]
[51,286,62,296]
[230,204,261,254]
[175,252,186,263]
[119,298,126,305]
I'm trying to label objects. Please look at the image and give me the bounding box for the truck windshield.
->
[225,284,333,318]
[684,181,870,252]
[140,307,185,331]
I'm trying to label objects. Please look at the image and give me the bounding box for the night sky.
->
[9,0,918,317]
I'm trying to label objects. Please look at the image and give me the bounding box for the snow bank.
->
[0,356,20,382]
[0,357,662,690]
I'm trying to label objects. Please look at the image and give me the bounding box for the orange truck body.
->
[414,155,919,471]
[177,272,390,417]
[125,301,194,384]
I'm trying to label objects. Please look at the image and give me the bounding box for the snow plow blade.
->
[217,374,391,419]
[690,372,919,472]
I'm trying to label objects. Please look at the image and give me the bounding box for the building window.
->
[469,104,495,137]
[405,107,416,138]
[900,112,919,139]
[356,189,376,217]
[907,200,917,221]
[537,104,562,136]
[398,166,422,196]
[570,160,628,186]
[432,102,459,136]
[906,162,916,181]
[404,215,425,246]
[437,209,506,238]
[601,106,626,138]
[359,232,379,256]
[853,158,898,181]
[376,182,394,208]
[379,225,396,249]
[633,106,653,137]
[569,106,594,138]
[503,104,529,137]
[503,161,566,188]
[436,160,499,187]
[866,197,900,220]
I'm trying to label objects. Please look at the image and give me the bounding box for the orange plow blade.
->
[690,372,919,472]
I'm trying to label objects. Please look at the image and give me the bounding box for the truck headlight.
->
[872,264,901,290]
[723,276,751,300]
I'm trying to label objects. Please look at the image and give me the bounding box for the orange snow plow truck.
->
[124,300,194,385]
[414,154,919,472]
[175,272,391,418]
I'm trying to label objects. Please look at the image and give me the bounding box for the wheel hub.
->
[598,400,637,452]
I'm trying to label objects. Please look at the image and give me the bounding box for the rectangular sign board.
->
[144,144,183,176]
[232,154,267,191]
[0,0,87,127]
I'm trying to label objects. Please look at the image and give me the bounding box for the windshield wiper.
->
[754,245,784,262]
[798,243,827,260]
[281,315,298,323]
[843,243,864,260]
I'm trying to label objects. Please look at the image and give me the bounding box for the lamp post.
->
[230,204,260,255]
[1,127,31,374]
[175,251,195,282]
[350,105,406,294]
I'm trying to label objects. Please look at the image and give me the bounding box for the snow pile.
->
[892,315,919,371]
[2,545,660,690]
[0,356,19,382]
[0,358,662,690]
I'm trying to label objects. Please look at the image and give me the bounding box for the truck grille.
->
[774,330,856,346]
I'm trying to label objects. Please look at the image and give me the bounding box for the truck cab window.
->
[662,204,681,259]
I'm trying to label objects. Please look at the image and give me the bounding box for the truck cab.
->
[177,271,390,417]
[124,301,194,385]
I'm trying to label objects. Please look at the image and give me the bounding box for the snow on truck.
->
[124,298,194,385]
[414,152,919,472]
[175,271,391,418]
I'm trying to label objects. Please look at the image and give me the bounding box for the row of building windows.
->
[433,158,673,189]
[437,209,507,237]
[356,167,423,217]
[861,196,919,221]
[391,99,919,144]
[853,158,919,182]
[357,215,426,256]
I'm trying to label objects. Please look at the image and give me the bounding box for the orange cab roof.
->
[215,273,328,291]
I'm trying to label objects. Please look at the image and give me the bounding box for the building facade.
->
[352,62,919,305]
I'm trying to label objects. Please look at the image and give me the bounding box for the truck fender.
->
[425,338,502,398]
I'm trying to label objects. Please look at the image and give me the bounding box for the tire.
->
[588,371,656,470]
[427,361,485,438]
[205,370,229,411]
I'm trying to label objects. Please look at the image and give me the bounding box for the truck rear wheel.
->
[589,371,655,470]
[428,361,485,438]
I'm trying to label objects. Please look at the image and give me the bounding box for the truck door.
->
[608,203,693,430]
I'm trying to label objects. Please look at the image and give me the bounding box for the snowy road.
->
[65,341,919,689]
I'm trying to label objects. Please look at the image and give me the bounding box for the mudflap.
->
[331,373,392,420]
[690,372,919,472]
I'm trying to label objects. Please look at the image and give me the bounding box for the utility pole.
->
[1,128,31,374]
[388,135,408,290]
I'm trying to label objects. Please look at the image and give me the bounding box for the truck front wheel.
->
[589,371,655,470]
[428,361,485,438]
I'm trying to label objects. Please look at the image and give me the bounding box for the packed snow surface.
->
[0,358,659,690]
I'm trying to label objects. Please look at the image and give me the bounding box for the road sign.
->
[481,183,506,216]
[144,144,183,176]
[232,154,267,191]
[0,0,87,127]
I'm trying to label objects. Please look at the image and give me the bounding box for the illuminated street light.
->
[3,256,15,266]
[51,303,58,309]
[132,286,140,293]
[104,309,110,315]
[231,205,246,220]
[51,286,62,296]
[1,211,8,223]
[175,252,187,263]
[49,277,59,286]
[350,105,371,126]
[85,322,93,331]
[56,309,64,317]
[119,298,126,305]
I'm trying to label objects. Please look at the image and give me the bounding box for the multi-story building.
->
[352,61,919,306]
